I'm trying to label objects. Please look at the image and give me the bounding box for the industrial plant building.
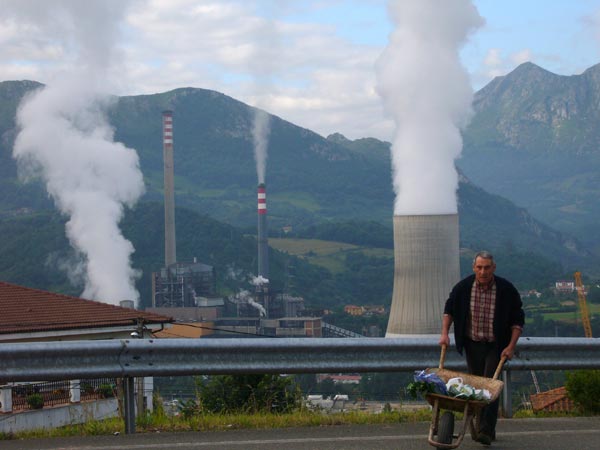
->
[148,111,325,338]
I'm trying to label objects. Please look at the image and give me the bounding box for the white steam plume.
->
[236,289,267,317]
[376,0,484,215]
[9,0,144,305]
[252,109,270,184]
[251,275,269,286]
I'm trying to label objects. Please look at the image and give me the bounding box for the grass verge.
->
[1,408,433,440]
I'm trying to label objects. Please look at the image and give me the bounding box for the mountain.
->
[0,203,297,307]
[111,87,391,229]
[0,79,595,283]
[459,62,600,252]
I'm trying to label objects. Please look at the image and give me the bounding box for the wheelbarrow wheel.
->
[438,411,455,445]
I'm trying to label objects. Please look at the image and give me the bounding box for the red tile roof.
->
[0,281,172,335]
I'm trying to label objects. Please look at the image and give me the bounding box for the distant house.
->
[316,374,362,385]
[344,305,363,316]
[555,281,575,293]
[0,280,172,343]
[0,280,172,433]
[363,305,386,316]
[521,290,542,299]
[344,304,386,317]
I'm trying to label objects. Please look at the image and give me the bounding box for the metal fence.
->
[10,380,71,411]
[5,377,119,411]
[79,378,118,401]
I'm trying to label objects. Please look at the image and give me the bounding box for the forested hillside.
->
[1,66,599,308]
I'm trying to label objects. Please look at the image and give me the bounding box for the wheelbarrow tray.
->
[425,368,504,412]
[425,368,504,449]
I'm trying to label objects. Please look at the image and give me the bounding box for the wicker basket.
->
[424,368,504,413]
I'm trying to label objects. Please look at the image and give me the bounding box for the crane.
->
[529,272,592,411]
[574,271,593,338]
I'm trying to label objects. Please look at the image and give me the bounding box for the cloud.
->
[0,0,388,140]
[511,48,532,65]
[484,48,502,67]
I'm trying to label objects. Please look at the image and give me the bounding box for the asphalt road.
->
[2,417,599,450]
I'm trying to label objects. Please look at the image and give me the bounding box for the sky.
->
[1,0,600,141]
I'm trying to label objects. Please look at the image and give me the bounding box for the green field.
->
[269,237,393,274]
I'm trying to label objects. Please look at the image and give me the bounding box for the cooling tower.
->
[162,110,176,267]
[386,214,460,336]
[257,183,268,279]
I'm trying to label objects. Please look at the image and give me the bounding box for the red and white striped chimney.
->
[257,183,268,279]
[163,110,176,267]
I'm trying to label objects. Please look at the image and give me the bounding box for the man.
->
[439,251,524,446]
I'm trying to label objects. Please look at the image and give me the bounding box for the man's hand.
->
[501,346,515,360]
[439,334,450,347]
[439,314,452,347]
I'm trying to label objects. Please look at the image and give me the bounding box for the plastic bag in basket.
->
[413,370,448,395]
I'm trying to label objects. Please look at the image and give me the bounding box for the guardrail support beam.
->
[123,376,136,434]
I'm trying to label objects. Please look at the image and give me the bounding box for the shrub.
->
[178,399,200,419]
[565,369,600,413]
[81,382,94,395]
[97,384,115,398]
[197,374,301,414]
[26,393,44,409]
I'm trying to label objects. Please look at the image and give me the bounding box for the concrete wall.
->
[0,398,118,434]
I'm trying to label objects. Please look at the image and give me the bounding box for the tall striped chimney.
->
[257,183,268,279]
[162,110,176,267]
[386,214,460,336]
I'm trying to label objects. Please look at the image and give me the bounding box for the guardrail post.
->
[502,370,513,418]
[123,376,136,434]
[70,379,80,403]
[0,384,12,413]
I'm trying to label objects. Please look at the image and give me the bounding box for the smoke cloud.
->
[9,0,144,305]
[252,109,270,184]
[235,289,267,317]
[251,275,269,286]
[376,0,483,215]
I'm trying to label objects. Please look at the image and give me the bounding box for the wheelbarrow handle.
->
[492,356,508,380]
[439,344,447,369]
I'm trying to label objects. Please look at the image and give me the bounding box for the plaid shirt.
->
[467,278,496,342]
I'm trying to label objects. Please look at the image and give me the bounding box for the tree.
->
[587,284,600,304]
[565,370,600,413]
[197,374,301,414]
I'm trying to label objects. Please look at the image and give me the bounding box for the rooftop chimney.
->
[162,110,176,267]
[386,214,460,336]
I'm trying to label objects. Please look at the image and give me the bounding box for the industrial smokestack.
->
[162,110,176,267]
[386,214,460,336]
[257,183,268,279]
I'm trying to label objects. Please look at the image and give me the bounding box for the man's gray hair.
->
[473,250,494,265]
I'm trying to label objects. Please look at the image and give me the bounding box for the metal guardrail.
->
[2,336,600,383]
[2,336,600,434]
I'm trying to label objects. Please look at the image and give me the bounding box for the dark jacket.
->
[444,274,524,356]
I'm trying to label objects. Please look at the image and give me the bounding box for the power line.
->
[158,321,278,338]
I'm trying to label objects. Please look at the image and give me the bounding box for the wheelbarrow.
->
[425,345,506,449]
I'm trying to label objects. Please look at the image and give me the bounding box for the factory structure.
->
[148,111,324,338]
[148,110,460,339]
[385,214,460,337]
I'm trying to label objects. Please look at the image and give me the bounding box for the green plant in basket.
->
[406,381,435,399]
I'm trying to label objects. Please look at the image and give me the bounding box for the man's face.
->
[473,256,496,284]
